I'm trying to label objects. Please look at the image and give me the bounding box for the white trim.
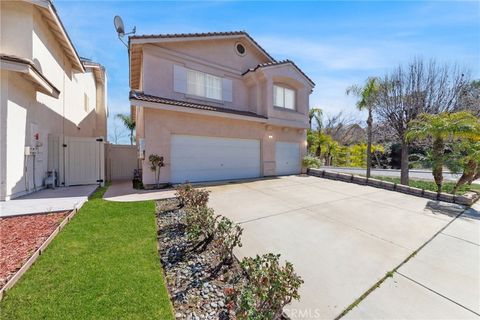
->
[130,99,267,123]
[1,60,59,98]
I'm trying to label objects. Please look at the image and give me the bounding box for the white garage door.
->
[65,136,104,186]
[275,142,301,175]
[171,135,260,183]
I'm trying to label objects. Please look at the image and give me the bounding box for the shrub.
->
[236,253,303,320]
[184,206,217,245]
[148,154,164,189]
[175,184,210,208]
[215,216,243,264]
[302,154,321,168]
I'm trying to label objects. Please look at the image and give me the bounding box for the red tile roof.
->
[242,59,315,86]
[130,90,267,119]
[129,31,276,62]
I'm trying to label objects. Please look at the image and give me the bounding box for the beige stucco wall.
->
[0,1,33,59]
[0,1,107,200]
[134,35,314,186]
[140,108,307,185]
[140,38,312,130]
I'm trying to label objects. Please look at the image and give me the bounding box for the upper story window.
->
[187,69,222,100]
[274,85,295,110]
[174,65,232,102]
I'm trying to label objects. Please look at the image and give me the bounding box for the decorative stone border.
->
[0,192,94,300]
[308,168,480,206]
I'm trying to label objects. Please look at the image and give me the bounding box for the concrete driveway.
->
[206,175,475,319]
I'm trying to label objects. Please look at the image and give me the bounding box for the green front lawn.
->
[0,185,174,320]
[372,176,480,195]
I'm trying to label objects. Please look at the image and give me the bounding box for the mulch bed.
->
[0,212,68,289]
[156,199,247,320]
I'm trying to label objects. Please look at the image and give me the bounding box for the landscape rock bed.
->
[0,212,68,289]
[156,199,246,320]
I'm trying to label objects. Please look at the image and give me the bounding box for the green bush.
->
[175,184,210,208]
[184,206,217,244]
[302,154,321,168]
[235,253,303,320]
[215,216,243,264]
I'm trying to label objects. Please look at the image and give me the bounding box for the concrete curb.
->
[0,187,96,300]
[308,168,480,206]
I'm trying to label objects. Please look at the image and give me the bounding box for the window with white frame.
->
[274,85,295,110]
[187,69,222,100]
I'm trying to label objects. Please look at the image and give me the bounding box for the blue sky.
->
[55,0,480,144]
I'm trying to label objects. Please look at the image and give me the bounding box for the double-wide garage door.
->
[170,135,301,183]
[171,135,261,183]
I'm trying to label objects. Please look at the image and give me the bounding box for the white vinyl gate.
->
[65,136,105,186]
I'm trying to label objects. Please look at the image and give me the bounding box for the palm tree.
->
[452,140,480,194]
[308,108,323,131]
[116,113,136,145]
[346,77,379,178]
[406,111,480,193]
[308,108,324,159]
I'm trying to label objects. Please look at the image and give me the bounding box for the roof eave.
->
[28,0,85,72]
[243,61,315,87]
[129,32,276,63]
[131,98,268,123]
[1,58,60,98]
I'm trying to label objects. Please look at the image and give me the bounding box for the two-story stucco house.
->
[129,31,314,185]
[0,0,108,201]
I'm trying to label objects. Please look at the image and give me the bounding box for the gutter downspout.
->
[62,55,66,186]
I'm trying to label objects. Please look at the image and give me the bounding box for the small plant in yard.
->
[235,253,304,320]
[175,183,210,208]
[184,206,217,248]
[302,154,321,169]
[215,216,243,265]
[149,154,164,189]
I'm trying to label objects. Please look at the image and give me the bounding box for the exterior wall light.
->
[268,135,273,139]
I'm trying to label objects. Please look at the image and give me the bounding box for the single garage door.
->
[171,135,261,183]
[275,141,301,175]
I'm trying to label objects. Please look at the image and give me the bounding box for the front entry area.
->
[170,135,261,183]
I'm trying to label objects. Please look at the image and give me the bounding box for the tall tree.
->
[308,108,323,157]
[346,77,380,178]
[308,108,323,131]
[405,111,480,193]
[375,58,470,185]
[116,113,136,145]
[457,80,480,116]
[451,140,480,194]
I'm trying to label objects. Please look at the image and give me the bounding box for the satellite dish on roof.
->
[113,15,136,49]
[114,15,125,36]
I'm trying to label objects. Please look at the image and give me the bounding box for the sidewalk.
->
[344,203,480,319]
[103,181,176,202]
[0,185,97,217]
